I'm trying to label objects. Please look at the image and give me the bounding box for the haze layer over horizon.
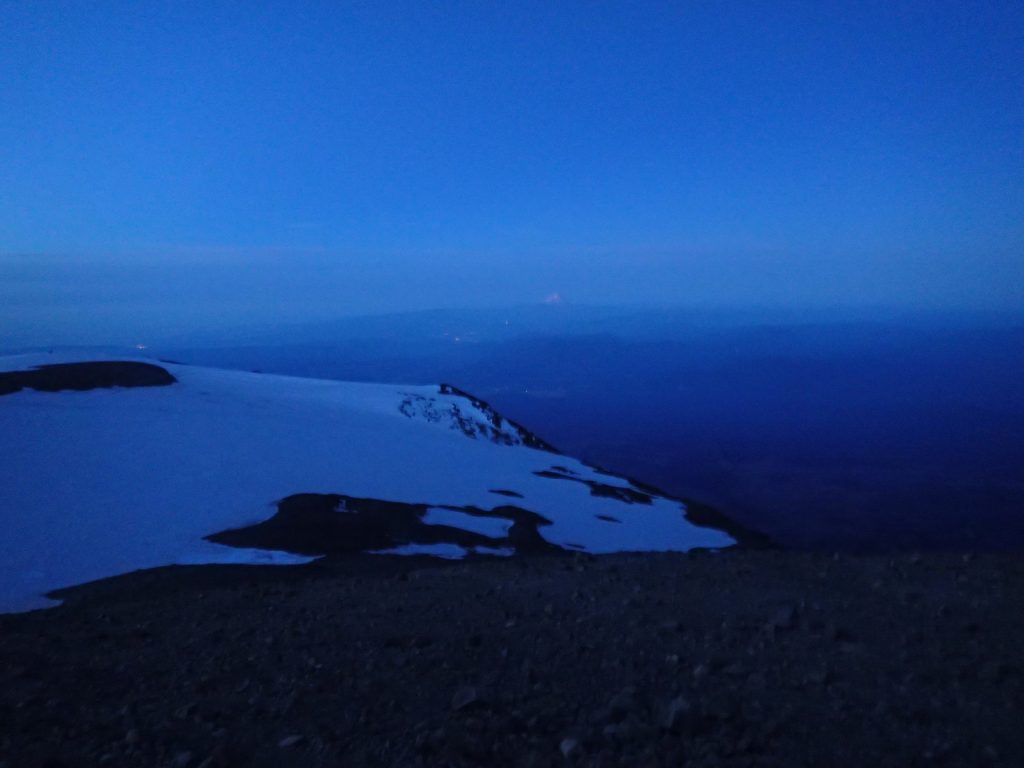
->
[2,2,1022,346]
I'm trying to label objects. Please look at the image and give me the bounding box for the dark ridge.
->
[583,462,777,549]
[489,489,525,499]
[207,495,561,557]
[438,383,562,453]
[678,496,777,550]
[208,494,498,555]
[0,361,177,396]
[587,482,654,505]
[610,473,776,549]
[533,469,655,505]
[596,514,621,523]
[436,383,764,547]
[534,470,567,479]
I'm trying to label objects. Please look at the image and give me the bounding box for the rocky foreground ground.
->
[1,550,1022,768]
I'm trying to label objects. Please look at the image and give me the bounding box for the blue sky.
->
[1,1,1022,336]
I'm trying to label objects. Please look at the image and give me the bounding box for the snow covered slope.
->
[0,353,734,612]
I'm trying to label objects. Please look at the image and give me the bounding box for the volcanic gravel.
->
[1,550,1022,767]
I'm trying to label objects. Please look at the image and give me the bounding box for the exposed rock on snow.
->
[0,360,176,396]
[0,352,735,612]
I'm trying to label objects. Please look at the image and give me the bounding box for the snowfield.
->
[0,352,734,612]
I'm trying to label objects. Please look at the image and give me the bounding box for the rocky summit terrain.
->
[1,550,1023,768]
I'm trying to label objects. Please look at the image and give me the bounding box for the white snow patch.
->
[174,544,319,567]
[369,543,515,559]
[370,543,468,559]
[471,546,515,557]
[421,507,513,538]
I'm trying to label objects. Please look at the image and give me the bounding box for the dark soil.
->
[0,362,176,396]
[2,551,1022,767]
[206,494,557,556]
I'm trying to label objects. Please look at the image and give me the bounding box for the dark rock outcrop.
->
[0,361,176,396]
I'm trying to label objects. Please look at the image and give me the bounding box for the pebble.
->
[661,695,693,732]
[451,685,479,711]
[1,551,1020,767]
[768,605,798,631]
[560,737,582,760]
[605,687,636,722]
